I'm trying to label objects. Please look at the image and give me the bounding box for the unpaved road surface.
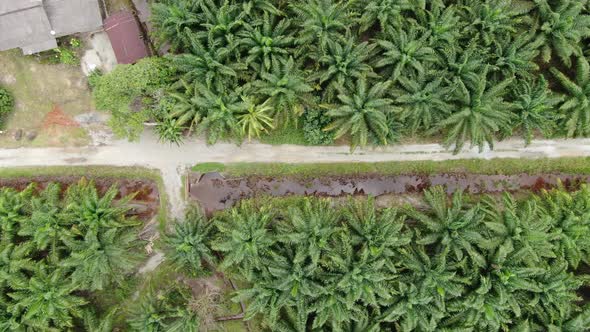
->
[1,129,590,218]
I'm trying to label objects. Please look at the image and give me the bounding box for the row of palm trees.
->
[0,180,144,331]
[162,185,590,331]
[149,0,590,151]
[4,178,590,331]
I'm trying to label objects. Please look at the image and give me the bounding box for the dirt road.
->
[1,129,590,218]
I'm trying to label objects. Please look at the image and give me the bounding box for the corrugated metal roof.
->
[104,11,149,64]
[0,0,103,53]
[0,5,54,52]
[45,0,102,36]
[0,0,42,15]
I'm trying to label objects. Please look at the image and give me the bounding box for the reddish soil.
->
[0,176,160,221]
[42,105,79,128]
[189,172,590,214]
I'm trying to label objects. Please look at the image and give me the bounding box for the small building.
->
[103,10,149,64]
[0,0,103,54]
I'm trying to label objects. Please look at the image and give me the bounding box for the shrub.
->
[92,57,176,140]
[302,109,334,145]
[0,86,14,118]
[54,47,79,65]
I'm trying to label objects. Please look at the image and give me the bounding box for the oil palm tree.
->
[212,204,275,281]
[437,66,515,153]
[311,284,367,332]
[170,30,246,93]
[325,77,395,149]
[0,243,34,291]
[550,56,590,137]
[312,37,377,103]
[358,0,412,32]
[16,183,71,258]
[490,31,543,79]
[391,71,453,133]
[251,57,313,122]
[150,0,201,51]
[290,0,350,52]
[7,267,87,330]
[127,287,198,332]
[155,117,185,145]
[188,83,247,144]
[276,198,340,266]
[534,0,590,67]
[167,80,203,134]
[538,185,590,269]
[525,259,582,326]
[510,76,562,145]
[62,228,143,291]
[63,181,135,232]
[234,274,290,325]
[341,197,411,261]
[199,0,246,52]
[0,185,33,244]
[381,247,465,332]
[408,187,487,268]
[439,42,485,89]
[325,233,393,307]
[237,99,275,142]
[461,0,532,46]
[374,26,439,82]
[415,0,462,46]
[239,14,295,77]
[481,193,557,267]
[163,209,215,277]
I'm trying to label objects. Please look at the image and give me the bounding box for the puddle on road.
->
[189,172,590,214]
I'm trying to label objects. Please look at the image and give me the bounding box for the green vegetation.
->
[191,162,226,173]
[193,157,590,178]
[133,0,590,151]
[0,86,14,121]
[0,180,144,330]
[91,57,176,140]
[51,38,82,66]
[0,166,169,224]
[170,186,590,331]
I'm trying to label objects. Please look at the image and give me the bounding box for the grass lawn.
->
[259,124,308,145]
[0,50,98,147]
[193,157,590,178]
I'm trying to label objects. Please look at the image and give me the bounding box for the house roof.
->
[45,0,103,36]
[0,0,102,53]
[0,0,43,15]
[0,4,54,52]
[104,11,149,64]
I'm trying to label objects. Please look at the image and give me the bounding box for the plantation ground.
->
[0,166,258,331]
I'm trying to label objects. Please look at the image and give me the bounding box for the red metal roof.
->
[104,11,149,64]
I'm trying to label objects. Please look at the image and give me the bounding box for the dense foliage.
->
[0,86,14,121]
[0,180,144,331]
[91,57,176,140]
[143,0,590,151]
[177,186,590,331]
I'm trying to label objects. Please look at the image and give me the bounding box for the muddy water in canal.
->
[189,172,590,213]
